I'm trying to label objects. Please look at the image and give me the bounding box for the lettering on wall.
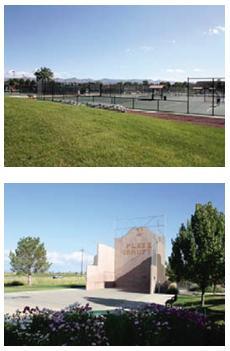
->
[122,242,152,256]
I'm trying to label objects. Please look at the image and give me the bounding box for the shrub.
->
[167,282,179,295]
[4,280,24,287]
[4,303,224,346]
[189,283,200,292]
[156,280,178,294]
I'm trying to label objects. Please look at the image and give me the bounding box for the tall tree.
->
[34,67,54,82]
[9,236,51,285]
[168,202,225,306]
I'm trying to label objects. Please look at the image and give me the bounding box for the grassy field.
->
[5,97,224,166]
[174,294,225,324]
[4,272,86,293]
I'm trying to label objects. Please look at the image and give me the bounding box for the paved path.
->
[5,288,172,314]
[127,109,225,128]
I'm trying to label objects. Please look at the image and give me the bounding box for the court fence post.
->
[75,83,77,104]
[51,81,54,101]
[157,99,159,112]
[212,78,215,116]
[114,96,116,104]
[44,79,45,100]
[187,77,190,114]
[132,98,135,109]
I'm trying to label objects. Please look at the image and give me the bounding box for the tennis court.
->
[46,94,224,117]
[37,77,225,117]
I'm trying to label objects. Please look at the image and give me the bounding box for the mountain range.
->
[4,75,174,84]
[54,78,165,84]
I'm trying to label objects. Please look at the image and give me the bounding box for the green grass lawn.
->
[4,272,86,293]
[5,97,224,166]
[174,294,225,324]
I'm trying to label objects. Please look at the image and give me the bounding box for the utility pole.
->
[80,249,84,275]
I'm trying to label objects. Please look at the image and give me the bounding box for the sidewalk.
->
[5,288,172,314]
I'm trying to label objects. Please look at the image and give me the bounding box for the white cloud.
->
[5,69,35,78]
[4,249,10,262]
[53,71,71,79]
[166,68,185,73]
[4,69,72,80]
[125,48,133,54]
[125,46,155,54]
[139,45,155,52]
[193,68,203,73]
[47,250,94,266]
[204,25,225,36]
[167,39,176,44]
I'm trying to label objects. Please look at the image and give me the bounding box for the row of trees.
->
[4,78,37,92]
[4,67,54,92]
[4,67,190,93]
[5,67,225,93]
[167,202,224,306]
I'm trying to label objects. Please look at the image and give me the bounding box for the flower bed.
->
[4,303,224,346]
[85,102,127,112]
[50,97,127,112]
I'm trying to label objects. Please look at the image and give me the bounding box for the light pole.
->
[80,249,84,275]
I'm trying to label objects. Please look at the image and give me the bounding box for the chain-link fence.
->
[187,77,225,116]
[4,81,37,95]
[37,77,225,117]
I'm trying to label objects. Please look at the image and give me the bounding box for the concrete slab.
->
[5,288,172,314]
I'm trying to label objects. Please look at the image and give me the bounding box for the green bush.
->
[167,282,178,295]
[4,280,24,287]
[156,280,179,294]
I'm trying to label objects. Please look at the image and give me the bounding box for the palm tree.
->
[34,67,54,82]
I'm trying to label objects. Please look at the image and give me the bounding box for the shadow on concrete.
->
[5,296,30,300]
[67,284,86,289]
[85,296,146,309]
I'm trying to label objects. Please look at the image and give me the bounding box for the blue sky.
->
[4,5,225,81]
[4,184,224,272]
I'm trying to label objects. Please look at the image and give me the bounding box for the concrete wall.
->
[86,227,166,294]
[86,244,115,290]
[156,235,166,284]
[115,227,164,293]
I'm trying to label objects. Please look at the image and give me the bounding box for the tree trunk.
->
[28,274,32,286]
[213,283,216,294]
[201,288,205,307]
